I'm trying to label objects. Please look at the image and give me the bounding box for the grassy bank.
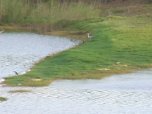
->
[1,1,152,86]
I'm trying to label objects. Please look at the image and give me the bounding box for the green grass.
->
[4,6,152,86]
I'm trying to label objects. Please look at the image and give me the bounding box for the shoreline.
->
[1,14,152,87]
[0,30,82,87]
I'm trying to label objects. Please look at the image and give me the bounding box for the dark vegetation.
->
[0,97,7,102]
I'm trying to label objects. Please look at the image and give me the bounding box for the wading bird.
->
[14,71,19,75]
[87,33,93,40]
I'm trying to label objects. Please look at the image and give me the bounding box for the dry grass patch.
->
[9,90,32,93]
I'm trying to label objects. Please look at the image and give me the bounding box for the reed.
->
[0,0,100,25]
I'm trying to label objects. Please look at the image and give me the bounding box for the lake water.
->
[1,70,152,114]
[0,32,80,79]
[0,33,152,114]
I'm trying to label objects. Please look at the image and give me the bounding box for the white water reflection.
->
[0,32,80,78]
[1,70,152,114]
